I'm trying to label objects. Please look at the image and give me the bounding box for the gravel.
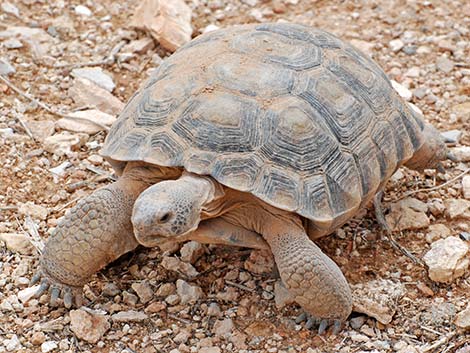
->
[1,0,469,351]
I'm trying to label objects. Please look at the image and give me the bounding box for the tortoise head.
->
[131,174,215,247]
[404,123,454,172]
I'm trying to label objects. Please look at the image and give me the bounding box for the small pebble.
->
[75,5,92,16]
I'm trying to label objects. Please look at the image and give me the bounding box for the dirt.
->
[1,0,470,352]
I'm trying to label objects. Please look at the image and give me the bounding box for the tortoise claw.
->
[50,286,61,307]
[332,320,342,335]
[34,279,50,298]
[63,288,73,309]
[296,312,344,335]
[30,269,83,308]
[30,272,41,285]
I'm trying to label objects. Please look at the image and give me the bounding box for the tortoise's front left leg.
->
[261,218,352,333]
[32,166,165,307]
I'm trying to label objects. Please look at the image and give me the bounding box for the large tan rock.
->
[129,0,192,52]
[68,78,124,115]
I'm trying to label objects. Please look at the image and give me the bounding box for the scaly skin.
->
[34,164,175,307]
[262,219,352,322]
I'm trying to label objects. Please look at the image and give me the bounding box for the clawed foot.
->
[30,270,83,308]
[295,312,343,335]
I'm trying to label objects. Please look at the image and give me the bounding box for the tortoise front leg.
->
[32,169,157,307]
[261,219,352,332]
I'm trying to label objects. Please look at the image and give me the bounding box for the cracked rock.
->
[176,279,204,304]
[385,197,429,231]
[352,279,405,324]
[180,241,205,264]
[423,236,469,283]
[70,309,110,344]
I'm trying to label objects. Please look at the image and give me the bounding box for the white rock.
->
[352,279,405,324]
[1,2,19,17]
[87,154,103,165]
[68,78,124,115]
[445,198,470,220]
[56,109,116,134]
[441,129,462,144]
[43,132,85,156]
[176,279,204,304]
[18,201,48,220]
[436,56,454,73]
[123,37,155,54]
[199,348,221,353]
[161,255,199,278]
[0,57,15,75]
[213,318,234,337]
[453,102,470,120]
[129,0,192,52]
[463,176,470,200]
[389,39,404,52]
[24,120,55,141]
[111,310,148,322]
[390,169,405,182]
[0,233,34,255]
[0,127,14,137]
[41,341,58,353]
[425,224,451,243]
[241,0,258,6]
[49,161,72,181]
[180,241,204,264]
[70,309,110,343]
[391,80,412,101]
[0,26,53,58]
[207,302,222,317]
[274,280,294,308]
[131,281,154,304]
[74,5,92,16]
[405,67,420,78]
[4,334,22,351]
[3,38,23,49]
[17,285,40,303]
[423,236,469,283]
[455,303,470,329]
[407,102,423,116]
[450,146,470,162]
[71,67,115,92]
[203,24,220,33]
[385,197,429,231]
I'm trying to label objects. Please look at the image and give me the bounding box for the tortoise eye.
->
[157,212,173,224]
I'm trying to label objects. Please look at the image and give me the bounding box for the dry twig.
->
[420,332,456,353]
[225,279,256,293]
[0,75,110,132]
[396,168,470,201]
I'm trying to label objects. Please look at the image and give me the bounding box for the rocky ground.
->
[1,0,470,352]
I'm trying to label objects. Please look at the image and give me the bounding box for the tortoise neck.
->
[180,172,226,219]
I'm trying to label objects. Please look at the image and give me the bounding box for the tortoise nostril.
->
[157,212,173,224]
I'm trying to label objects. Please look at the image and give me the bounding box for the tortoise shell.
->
[101,23,425,234]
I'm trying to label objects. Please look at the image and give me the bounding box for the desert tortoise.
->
[33,23,450,331]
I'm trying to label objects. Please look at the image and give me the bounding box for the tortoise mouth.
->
[134,229,196,248]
